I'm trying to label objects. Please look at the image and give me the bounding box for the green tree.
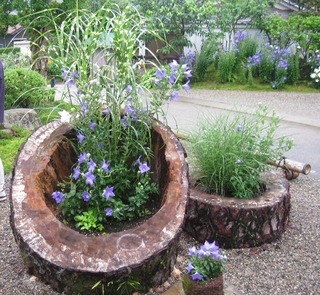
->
[0,0,17,38]
[214,0,276,49]
[13,0,87,78]
[131,0,217,51]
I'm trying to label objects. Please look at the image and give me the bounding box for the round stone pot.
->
[9,120,189,294]
[184,171,291,249]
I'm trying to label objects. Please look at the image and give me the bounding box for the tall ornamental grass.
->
[46,4,190,232]
[187,105,293,199]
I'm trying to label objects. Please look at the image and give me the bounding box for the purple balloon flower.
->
[73,166,80,180]
[125,85,132,93]
[139,162,150,173]
[82,191,90,202]
[103,186,115,200]
[155,68,165,80]
[90,122,96,130]
[168,73,176,85]
[84,171,95,186]
[191,272,203,281]
[105,208,113,216]
[169,90,179,101]
[186,262,194,273]
[87,158,96,172]
[182,80,190,93]
[78,153,87,164]
[77,133,85,144]
[169,59,178,72]
[52,191,64,204]
[101,160,110,173]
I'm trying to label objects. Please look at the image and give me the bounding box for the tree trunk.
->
[30,27,49,79]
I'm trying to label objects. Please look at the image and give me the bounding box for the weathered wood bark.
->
[10,120,189,294]
[185,171,291,249]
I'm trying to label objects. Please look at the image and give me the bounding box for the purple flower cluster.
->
[233,31,248,50]
[133,155,150,174]
[61,68,79,88]
[179,50,196,69]
[186,240,225,281]
[246,52,261,67]
[152,59,191,99]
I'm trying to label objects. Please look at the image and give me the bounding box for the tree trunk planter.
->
[9,120,189,294]
[184,171,290,249]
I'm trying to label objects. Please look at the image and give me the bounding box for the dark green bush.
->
[0,47,20,55]
[4,68,53,109]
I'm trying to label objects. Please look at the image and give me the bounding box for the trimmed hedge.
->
[0,47,20,55]
[4,68,53,109]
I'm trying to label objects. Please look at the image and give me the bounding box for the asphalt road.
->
[165,90,320,180]
[54,85,320,179]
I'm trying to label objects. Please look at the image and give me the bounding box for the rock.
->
[4,108,41,131]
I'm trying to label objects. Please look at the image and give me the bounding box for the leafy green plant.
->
[0,125,30,174]
[194,40,217,81]
[4,68,53,109]
[217,50,236,83]
[74,209,104,232]
[187,105,293,198]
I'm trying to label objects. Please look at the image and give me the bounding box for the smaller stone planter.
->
[183,273,223,295]
[184,170,290,248]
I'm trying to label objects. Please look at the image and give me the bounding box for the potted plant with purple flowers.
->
[9,3,191,294]
[48,5,191,233]
[183,240,226,295]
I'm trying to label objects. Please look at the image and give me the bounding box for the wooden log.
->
[268,158,311,175]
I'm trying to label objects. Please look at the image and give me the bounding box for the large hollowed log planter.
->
[184,171,290,249]
[9,120,189,294]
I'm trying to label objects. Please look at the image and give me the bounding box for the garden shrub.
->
[4,68,53,109]
[0,47,20,55]
[217,50,236,83]
[286,52,300,85]
[194,40,217,81]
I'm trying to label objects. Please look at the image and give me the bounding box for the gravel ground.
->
[1,172,319,295]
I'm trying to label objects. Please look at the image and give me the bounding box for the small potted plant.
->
[183,240,226,295]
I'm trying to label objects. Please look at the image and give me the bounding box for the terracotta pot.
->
[9,120,189,294]
[183,273,224,295]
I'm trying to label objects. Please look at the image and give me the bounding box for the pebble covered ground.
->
[1,172,319,295]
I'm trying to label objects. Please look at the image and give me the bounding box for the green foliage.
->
[287,53,300,84]
[187,105,293,198]
[4,68,53,109]
[74,209,104,232]
[35,100,78,125]
[0,125,30,174]
[92,277,144,295]
[194,40,217,81]
[217,51,236,83]
[0,52,30,70]
[0,47,20,55]
[0,0,17,37]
